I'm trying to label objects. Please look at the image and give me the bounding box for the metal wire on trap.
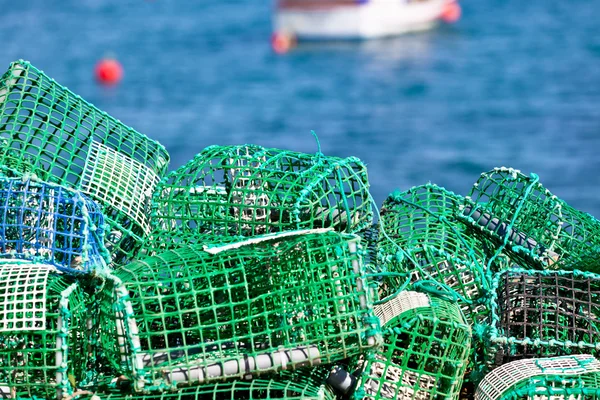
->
[488,268,600,367]
[459,167,600,271]
[146,144,373,252]
[0,60,170,264]
[98,229,380,392]
[0,177,110,273]
[475,354,600,400]
[0,260,100,399]
[376,183,491,323]
[98,367,335,400]
[352,291,471,400]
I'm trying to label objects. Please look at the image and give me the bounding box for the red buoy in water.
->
[271,32,295,54]
[95,58,123,85]
[441,1,461,23]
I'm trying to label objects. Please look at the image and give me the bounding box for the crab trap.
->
[97,229,380,392]
[146,144,372,252]
[487,268,600,367]
[0,177,109,274]
[0,260,100,399]
[0,60,170,264]
[349,291,471,400]
[376,184,490,323]
[459,167,600,271]
[98,367,336,400]
[475,354,600,400]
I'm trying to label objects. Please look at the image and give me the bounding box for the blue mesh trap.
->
[0,177,109,274]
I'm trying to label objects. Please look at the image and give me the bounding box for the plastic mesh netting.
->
[0,177,109,273]
[475,354,600,400]
[99,368,335,400]
[98,230,380,391]
[0,60,170,264]
[4,63,600,400]
[0,260,99,399]
[488,268,600,366]
[459,167,600,271]
[376,184,490,323]
[147,144,372,252]
[352,291,471,400]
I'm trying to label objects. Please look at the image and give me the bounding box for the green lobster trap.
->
[475,354,600,400]
[487,268,600,368]
[98,367,336,400]
[0,60,170,264]
[0,177,109,274]
[146,144,372,253]
[459,167,600,271]
[0,260,100,399]
[350,291,471,400]
[98,229,380,392]
[376,184,490,323]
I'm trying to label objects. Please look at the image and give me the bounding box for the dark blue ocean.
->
[2,0,600,217]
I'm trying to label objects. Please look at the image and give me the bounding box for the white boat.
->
[273,0,460,41]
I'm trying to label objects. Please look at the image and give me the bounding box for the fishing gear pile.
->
[1,60,600,400]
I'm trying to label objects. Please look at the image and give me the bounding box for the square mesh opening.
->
[82,142,159,235]
[0,262,52,331]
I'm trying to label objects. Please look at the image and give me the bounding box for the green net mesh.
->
[97,368,335,400]
[475,354,600,400]
[0,60,170,264]
[0,176,110,274]
[146,144,372,253]
[487,268,600,368]
[459,167,600,271]
[97,230,380,392]
[0,260,100,399]
[351,291,471,400]
[376,184,491,324]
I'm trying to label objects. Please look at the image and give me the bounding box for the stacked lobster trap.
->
[145,143,373,253]
[97,230,380,392]
[2,58,600,400]
[0,60,170,264]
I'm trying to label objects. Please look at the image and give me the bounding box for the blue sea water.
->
[2,0,600,216]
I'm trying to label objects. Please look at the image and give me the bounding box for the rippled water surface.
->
[2,0,600,216]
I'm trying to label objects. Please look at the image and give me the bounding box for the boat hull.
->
[274,0,449,40]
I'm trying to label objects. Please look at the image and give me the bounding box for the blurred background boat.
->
[273,0,461,45]
[3,0,600,219]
